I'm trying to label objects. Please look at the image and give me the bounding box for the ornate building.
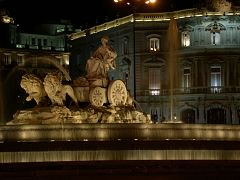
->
[69,6,240,124]
[0,10,73,124]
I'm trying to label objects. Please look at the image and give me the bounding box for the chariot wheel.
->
[89,87,107,107]
[108,80,128,106]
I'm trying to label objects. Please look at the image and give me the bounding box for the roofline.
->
[68,7,240,41]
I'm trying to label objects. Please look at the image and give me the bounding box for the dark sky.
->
[2,0,117,28]
[1,0,239,29]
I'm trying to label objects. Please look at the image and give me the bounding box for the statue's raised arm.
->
[86,35,117,80]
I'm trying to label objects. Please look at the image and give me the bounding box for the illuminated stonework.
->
[0,9,14,24]
[68,7,240,40]
[7,36,151,125]
[69,6,240,124]
[1,124,240,163]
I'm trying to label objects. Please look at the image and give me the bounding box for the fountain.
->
[2,11,240,171]
[162,17,183,123]
[6,36,151,125]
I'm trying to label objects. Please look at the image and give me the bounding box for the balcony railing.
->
[15,44,65,51]
[137,86,240,96]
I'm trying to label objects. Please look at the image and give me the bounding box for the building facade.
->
[69,7,240,125]
[0,10,73,124]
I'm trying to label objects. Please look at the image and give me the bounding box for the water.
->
[0,75,3,123]
[34,57,71,81]
[1,123,240,162]
[167,17,179,122]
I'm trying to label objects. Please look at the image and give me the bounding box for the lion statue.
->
[43,72,78,106]
[20,74,47,105]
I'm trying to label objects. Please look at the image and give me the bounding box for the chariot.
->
[73,79,128,107]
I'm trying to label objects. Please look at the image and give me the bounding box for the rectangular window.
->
[38,39,41,46]
[4,54,11,65]
[16,55,24,65]
[149,68,160,95]
[55,57,62,65]
[211,32,220,45]
[183,68,191,92]
[123,39,129,55]
[43,39,47,46]
[181,32,190,47]
[211,66,221,93]
[31,38,35,45]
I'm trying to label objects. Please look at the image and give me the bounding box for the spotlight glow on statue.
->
[7,36,151,125]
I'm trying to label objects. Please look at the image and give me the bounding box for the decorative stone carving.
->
[108,80,128,106]
[86,35,117,80]
[7,35,152,125]
[43,72,78,106]
[89,87,107,107]
[20,74,47,105]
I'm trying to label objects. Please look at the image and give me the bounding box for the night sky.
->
[2,0,117,28]
[1,0,239,29]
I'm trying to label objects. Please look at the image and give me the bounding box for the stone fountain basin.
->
[0,123,240,142]
[1,123,240,163]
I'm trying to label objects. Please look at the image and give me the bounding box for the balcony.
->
[137,86,240,96]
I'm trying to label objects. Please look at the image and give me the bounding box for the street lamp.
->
[113,0,157,10]
[113,0,157,5]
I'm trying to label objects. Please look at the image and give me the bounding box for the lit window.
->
[63,55,69,66]
[16,44,25,48]
[149,68,160,95]
[211,66,221,93]
[149,38,160,51]
[57,28,65,33]
[181,31,190,47]
[183,68,191,92]
[211,32,220,45]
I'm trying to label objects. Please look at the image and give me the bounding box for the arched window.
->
[150,108,159,123]
[181,109,195,123]
[205,21,225,46]
[207,108,226,124]
[149,37,160,51]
